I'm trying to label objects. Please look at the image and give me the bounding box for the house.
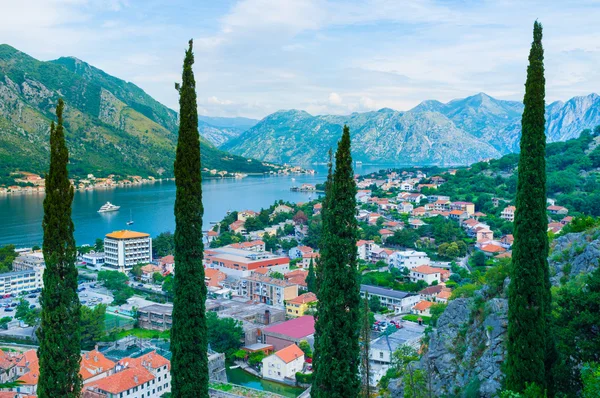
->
[360,285,420,314]
[300,252,320,268]
[238,210,258,221]
[433,199,451,212]
[206,230,219,243]
[412,207,427,217]
[368,323,425,385]
[229,220,247,234]
[273,204,293,215]
[476,228,494,242]
[368,213,383,225]
[500,234,514,247]
[370,248,394,264]
[436,290,452,303]
[80,350,116,384]
[205,268,227,288]
[410,265,447,284]
[379,229,394,242]
[140,264,163,282]
[449,210,469,221]
[406,193,427,204]
[313,203,322,214]
[479,244,507,257]
[261,316,315,351]
[547,205,568,215]
[356,190,372,204]
[408,219,426,229]
[412,300,433,316]
[389,251,430,270]
[399,202,414,214]
[548,222,564,234]
[419,285,449,301]
[284,269,308,290]
[158,255,175,274]
[357,240,380,261]
[383,221,403,231]
[450,201,475,215]
[561,216,573,225]
[240,274,298,307]
[262,344,305,383]
[228,240,266,252]
[501,206,516,222]
[288,246,314,260]
[138,304,173,331]
[286,292,318,318]
[87,351,171,398]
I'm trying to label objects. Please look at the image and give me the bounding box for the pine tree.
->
[312,126,361,397]
[37,98,82,398]
[306,258,316,293]
[506,21,555,393]
[170,39,209,398]
[360,293,372,397]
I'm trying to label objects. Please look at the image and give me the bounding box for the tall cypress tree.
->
[506,21,555,393]
[360,293,371,398]
[170,39,209,398]
[306,258,316,293]
[312,126,361,397]
[37,98,82,398]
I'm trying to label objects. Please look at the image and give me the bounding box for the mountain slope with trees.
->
[0,44,274,180]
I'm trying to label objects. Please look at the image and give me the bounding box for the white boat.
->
[126,209,134,225]
[97,202,120,213]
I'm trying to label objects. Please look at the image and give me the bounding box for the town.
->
[0,164,575,397]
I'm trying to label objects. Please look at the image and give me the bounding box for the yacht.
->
[97,202,120,213]
[126,209,134,225]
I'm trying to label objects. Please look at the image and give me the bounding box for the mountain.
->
[197,116,258,147]
[0,44,273,180]
[223,93,600,165]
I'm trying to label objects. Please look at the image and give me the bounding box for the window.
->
[380,352,384,359]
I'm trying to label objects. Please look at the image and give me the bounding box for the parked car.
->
[10,303,17,308]
[5,308,13,312]
[27,294,36,298]
[29,305,35,309]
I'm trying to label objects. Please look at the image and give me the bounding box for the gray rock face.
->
[549,227,600,285]
[388,297,508,397]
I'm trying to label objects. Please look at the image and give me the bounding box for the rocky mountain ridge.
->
[224,93,600,165]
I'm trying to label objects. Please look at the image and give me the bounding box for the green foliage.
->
[37,98,82,398]
[94,239,104,252]
[471,251,487,267]
[0,245,17,273]
[581,362,600,398]
[298,340,313,358]
[248,351,266,366]
[171,40,209,398]
[296,372,313,384]
[131,263,143,280]
[506,21,556,393]
[429,303,447,326]
[15,299,30,321]
[153,232,175,257]
[386,228,419,248]
[162,274,174,296]
[206,312,243,358]
[80,304,106,350]
[269,271,284,280]
[450,283,479,299]
[306,259,316,293]
[402,315,431,325]
[368,294,382,312]
[312,127,361,397]
[98,270,134,305]
[152,272,165,284]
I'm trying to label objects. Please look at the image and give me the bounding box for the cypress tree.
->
[312,126,361,397]
[506,21,555,393]
[37,98,82,398]
[360,293,372,397]
[306,258,316,293]
[170,39,209,398]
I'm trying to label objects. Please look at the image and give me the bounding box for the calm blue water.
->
[0,165,384,247]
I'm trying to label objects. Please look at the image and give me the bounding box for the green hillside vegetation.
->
[0,44,274,182]
[431,127,600,216]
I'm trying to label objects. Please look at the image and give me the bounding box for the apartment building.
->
[240,274,298,307]
[137,304,173,332]
[104,230,152,273]
[389,251,430,270]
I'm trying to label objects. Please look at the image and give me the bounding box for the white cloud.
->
[328,92,342,105]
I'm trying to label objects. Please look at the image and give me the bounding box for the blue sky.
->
[2,0,600,118]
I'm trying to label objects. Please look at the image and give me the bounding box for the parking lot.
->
[76,281,113,308]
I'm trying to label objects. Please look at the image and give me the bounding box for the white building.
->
[262,344,305,382]
[409,265,446,285]
[369,323,425,385]
[81,252,105,268]
[3,253,45,295]
[390,251,430,270]
[360,285,420,314]
[357,240,380,261]
[104,230,152,273]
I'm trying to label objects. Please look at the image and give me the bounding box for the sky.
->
[2,0,600,119]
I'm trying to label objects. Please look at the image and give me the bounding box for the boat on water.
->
[97,202,120,213]
[126,209,134,225]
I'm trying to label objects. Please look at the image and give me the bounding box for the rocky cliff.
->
[549,226,600,286]
[224,93,600,165]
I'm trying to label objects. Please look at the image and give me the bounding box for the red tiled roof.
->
[80,350,115,381]
[274,344,305,364]
[412,265,444,274]
[413,301,433,311]
[437,290,452,300]
[264,315,315,338]
[481,244,506,253]
[91,366,154,394]
[287,292,318,305]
